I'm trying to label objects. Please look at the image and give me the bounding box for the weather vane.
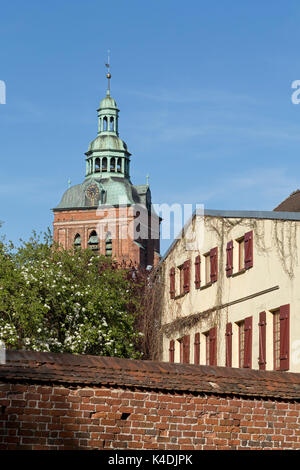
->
[105,49,111,92]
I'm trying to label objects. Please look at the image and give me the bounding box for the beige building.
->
[160,193,300,373]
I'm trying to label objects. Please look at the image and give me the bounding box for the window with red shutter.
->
[194,333,200,365]
[209,327,217,366]
[238,237,245,271]
[279,304,290,371]
[258,312,266,370]
[225,323,232,367]
[205,333,210,365]
[181,335,190,364]
[179,340,183,363]
[238,321,245,368]
[194,255,201,289]
[210,247,218,283]
[204,253,210,284]
[243,316,252,368]
[169,267,175,299]
[179,265,184,294]
[169,339,175,363]
[273,309,280,370]
[226,241,233,277]
[183,260,190,293]
[244,231,253,269]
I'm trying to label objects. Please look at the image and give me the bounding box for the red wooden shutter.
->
[183,260,190,293]
[258,311,266,370]
[244,231,253,269]
[194,332,200,365]
[182,335,190,363]
[210,247,218,283]
[209,327,217,365]
[169,339,175,363]
[194,255,201,289]
[169,267,175,299]
[225,322,232,367]
[226,241,233,277]
[280,304,290,371]
[243,316,252,368]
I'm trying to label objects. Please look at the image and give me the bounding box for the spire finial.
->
[105,49,111,94]
[68,178,71,189]
[146,174,150,185]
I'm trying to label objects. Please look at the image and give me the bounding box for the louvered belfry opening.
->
[74,233,81,250]
[88,230,99,252]
[105,232,112,257]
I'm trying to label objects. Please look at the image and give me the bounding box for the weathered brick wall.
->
[1,382,300,450]
[1,350,300,450]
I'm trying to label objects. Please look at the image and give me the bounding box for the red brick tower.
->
[53,75,160,268]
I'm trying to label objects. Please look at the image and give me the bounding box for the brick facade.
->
[1,351,300,450]
[53,207,160,268]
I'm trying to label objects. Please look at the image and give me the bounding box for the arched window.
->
[88,230,99,252]
[110,157,116,172]
[103,117,107,131]
[102,157,107,172]
[74,233,81,250]
[95,158,100,173]
[105,232,112,257]
[110,116,114,131]
[117,158,122,173]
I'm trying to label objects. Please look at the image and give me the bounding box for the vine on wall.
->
[160,216,299,342]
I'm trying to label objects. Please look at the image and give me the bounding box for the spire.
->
[97,51,119,136]
[105,49,111,95]
[84,57,132,181]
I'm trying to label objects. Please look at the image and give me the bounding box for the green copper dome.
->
[55,177,150,209]
[83,87,132,181]
[99,92,118,110]
[54,84,151,212]
[87,135,128,152]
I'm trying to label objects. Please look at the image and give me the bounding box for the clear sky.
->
[1,0,300,255]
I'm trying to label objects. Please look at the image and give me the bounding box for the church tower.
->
[52,72,160,267]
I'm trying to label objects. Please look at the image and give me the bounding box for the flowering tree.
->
[0,229,144,358]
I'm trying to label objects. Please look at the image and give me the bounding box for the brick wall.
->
[53,207,160,267]
[1,350,300,450]
[53,208,142,266]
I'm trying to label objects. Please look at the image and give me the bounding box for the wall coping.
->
[1,350,300,400]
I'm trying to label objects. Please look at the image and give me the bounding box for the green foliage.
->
[0,230,143,358]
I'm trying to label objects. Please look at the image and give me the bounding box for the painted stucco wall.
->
[160,215,300,372]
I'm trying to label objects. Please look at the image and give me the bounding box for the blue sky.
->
[1,1,300,255]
